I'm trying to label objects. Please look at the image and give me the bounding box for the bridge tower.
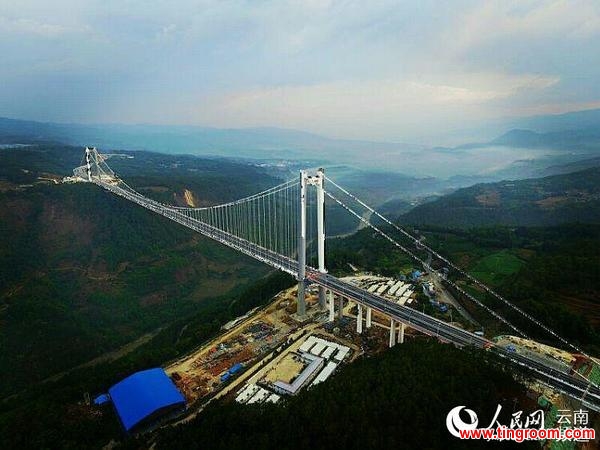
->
[296,169,327,317]
[316,168,327,309]
[297,171,307,317]
[85,146,94,182]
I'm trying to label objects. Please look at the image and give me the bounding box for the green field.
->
[468,250,525,286]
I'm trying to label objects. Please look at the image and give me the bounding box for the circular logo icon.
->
[446,406,479,437]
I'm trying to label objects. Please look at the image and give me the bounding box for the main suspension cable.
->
[324,189,529,339]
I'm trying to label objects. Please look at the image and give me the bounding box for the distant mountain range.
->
[399,167,600,228]
[2,107,600,188]
[0,116,418,167]
[449,127,600,153]
[510,107,600,132]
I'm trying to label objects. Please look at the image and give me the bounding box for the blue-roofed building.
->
[108,368,186,433]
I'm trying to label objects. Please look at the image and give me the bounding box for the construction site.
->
[164,274,409,409]
[345,274,415,305]
[162,268,600,440]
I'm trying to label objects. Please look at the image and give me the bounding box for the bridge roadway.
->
[307,270,600,412]
[95,179,600,412]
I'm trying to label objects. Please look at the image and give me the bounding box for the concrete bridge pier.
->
[319,287,327,309]
[297,281,306,317]
[366,307,372,328]
[389,320,396,347]
[398,322,406,344]
[356,304,363,334]
[328,291,335,322]
[338,296,344,319]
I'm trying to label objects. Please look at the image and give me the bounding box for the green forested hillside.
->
[327,224,600,352]
[426,226,600,349]
[0,184,269,396]
[0,144,282,397]
[0,271,294,450]
[399,167,600,228]
[384,166,600,347]
[0,144,302,449]
[0,144,278,204]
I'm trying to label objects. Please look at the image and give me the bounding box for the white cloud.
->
[453,0,600,53]
[0,17,74,37]
[177,73,559,140]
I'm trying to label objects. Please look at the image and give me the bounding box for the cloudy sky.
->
[1,0,599,143]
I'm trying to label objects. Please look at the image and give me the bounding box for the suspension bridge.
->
[74,147,600,411]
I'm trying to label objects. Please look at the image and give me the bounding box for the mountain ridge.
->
[399,167,600,228]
